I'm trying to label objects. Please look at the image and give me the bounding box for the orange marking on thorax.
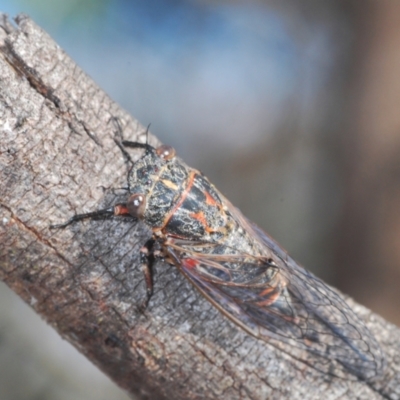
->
[205,191,219,207]
[161,179,179,191]
[157,170,197,231]
[189,210,215,233]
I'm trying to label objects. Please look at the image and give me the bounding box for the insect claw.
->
[49,222,68,229]
[49,218,75,229]
[137,303,147,315]
[137,294,151,314]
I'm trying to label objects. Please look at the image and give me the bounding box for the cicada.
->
[51,135,385,382]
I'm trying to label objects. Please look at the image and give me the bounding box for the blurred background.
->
[1,1,400,399]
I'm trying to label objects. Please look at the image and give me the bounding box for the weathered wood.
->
[0,14,399,400]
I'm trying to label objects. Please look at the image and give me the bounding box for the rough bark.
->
[0,14,399,400]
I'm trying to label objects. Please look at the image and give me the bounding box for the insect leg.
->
[49,203,133,229]
[111,118,153,174]
[110,116,134,167]
[121,123,153,153]
[139,238,156,310]
[122,140,153,153]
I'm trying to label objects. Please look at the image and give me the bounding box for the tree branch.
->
[0,14,399,400]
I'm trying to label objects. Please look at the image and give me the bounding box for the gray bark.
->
[0,14,399,400]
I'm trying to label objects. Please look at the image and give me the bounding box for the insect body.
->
[51,138,385,382]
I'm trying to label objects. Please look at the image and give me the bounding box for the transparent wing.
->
[167,203,385,381]
[248,220,385,379]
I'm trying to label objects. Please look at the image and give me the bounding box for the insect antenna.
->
[145,123,150,146]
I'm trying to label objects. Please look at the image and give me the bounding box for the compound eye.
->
[156,144,176,160]
[126,194,146,219]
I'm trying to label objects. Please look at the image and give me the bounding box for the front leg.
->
[139,238,173,311]
[50,201,158,312]
[139,238,156,310]
[49,204,133,229]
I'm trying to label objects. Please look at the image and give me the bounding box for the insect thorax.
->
[128,153,228,239]
[128,151,267,259]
